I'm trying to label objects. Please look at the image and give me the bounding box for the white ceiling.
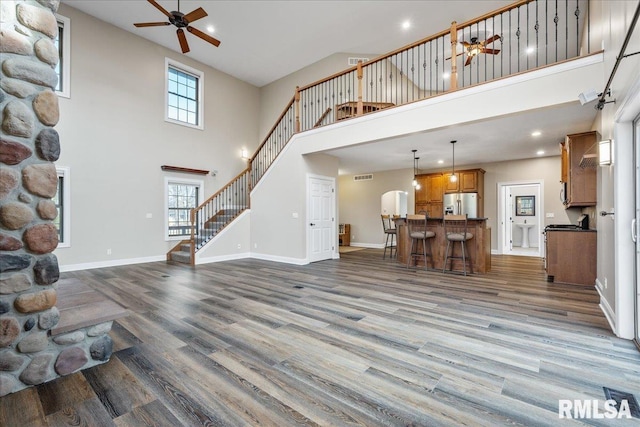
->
[60,1,598,174]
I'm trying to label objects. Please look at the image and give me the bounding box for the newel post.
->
[295,86,301,133]
[449,21,458,91]
[356,60,364,116]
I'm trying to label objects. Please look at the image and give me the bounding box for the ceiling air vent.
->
[348,57,369,66]
[354,174,373,181]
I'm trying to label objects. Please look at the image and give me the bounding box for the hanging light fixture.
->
[411,149,421,190]
[449,140,458,183]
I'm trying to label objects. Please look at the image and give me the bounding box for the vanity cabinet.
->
[560,131,597,207]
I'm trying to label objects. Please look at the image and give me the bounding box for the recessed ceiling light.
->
[207,25,215,33]
[442,72,450,79]
[526,46,535,54]
[537,150,545,155]
[402,20,411,30]
[437,159,444,164]
[531,131,542,137]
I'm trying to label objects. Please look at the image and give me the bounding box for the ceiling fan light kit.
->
[134,0,221,54]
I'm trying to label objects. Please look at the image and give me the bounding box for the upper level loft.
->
[250,0,598,186]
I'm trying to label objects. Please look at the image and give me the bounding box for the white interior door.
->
[308,176,335,263]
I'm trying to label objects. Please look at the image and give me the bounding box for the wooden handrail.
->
[298,0,533,93]
[249,96,295,163]
[314,108,332,128]
[195,167,250,211]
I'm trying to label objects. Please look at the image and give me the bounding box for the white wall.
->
[250,148,339,263]
[593,0,640,338]
[55,4,260,270]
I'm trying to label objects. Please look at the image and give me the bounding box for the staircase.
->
[166,0,592,266]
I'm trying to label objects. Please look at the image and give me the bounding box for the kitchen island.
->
[394,217,491,273]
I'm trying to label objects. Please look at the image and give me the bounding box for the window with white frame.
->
[55,14,71,98]
[165,58,204,129]
[165,178,203,240]
[54,167,71,247]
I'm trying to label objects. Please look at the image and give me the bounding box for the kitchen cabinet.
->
[443,169,485,194]
[415,173,443,218]
[415,170,484,217]
[545,229,596,285]
[560,131,597,207]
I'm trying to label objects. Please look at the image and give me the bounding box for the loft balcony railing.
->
[187,0,594,261]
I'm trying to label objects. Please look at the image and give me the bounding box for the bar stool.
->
[381,214,396,259]
[442,214,474,275]
[406,212,435,269]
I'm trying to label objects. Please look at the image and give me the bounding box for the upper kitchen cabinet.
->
[415,173,444,218]
[560,131,597,207]
[443,169,485,194]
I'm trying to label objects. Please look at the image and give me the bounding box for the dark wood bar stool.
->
[443,214,474,275]
[406,213,435,269]
[381,214,396,259]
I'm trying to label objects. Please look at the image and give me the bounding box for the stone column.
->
[0,0,63,397]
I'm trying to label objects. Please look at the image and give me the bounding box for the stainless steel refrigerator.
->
[443,193,478,217]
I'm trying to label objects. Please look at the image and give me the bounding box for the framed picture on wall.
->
[515,195,535,216]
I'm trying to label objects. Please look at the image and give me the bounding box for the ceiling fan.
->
[133,0,220,54]
[460,35,501,66]
[447,34,501,66]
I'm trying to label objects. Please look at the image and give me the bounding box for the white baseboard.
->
[59,255,166,272]
[350,242,384,249]
[595,280,617,335]
[251,252,309,265]
[196,252,251,265]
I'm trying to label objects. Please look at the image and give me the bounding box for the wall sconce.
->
[241,148,250,160]
[599,139,612,166]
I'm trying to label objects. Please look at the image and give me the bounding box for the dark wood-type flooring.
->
[2,251,639,426]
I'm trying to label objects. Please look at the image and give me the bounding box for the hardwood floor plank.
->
[81,356,155,418]
[45,396,116,427]
[0,387,47,427]
[113,399,183,427]
[36,372,96,416]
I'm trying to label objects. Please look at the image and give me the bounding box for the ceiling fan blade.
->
[484,34,501,45]
[187,26,221,47]
[147,0,172,19]
[482,48,501,55]
[445,52,465,61]
[465,55,473,66]
[183,7,207,24]
[177,28,190,53]
[134,21,171,27]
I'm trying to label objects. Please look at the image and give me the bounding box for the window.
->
[55,14,70,98]
[165,58,204,129]
[54,167,71,247]
[165,178,203,240]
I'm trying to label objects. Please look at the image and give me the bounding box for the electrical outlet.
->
[146,213,152,219]
[107,249,112,255]
[604,278,608,288]
[254,243,258,249]
[546,213,555,218]
[237,244,241,249]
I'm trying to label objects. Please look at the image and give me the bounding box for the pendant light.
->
[449,140,458,183]
[411,149,421,190]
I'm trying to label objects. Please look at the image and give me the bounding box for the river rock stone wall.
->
[0,0,113,397]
